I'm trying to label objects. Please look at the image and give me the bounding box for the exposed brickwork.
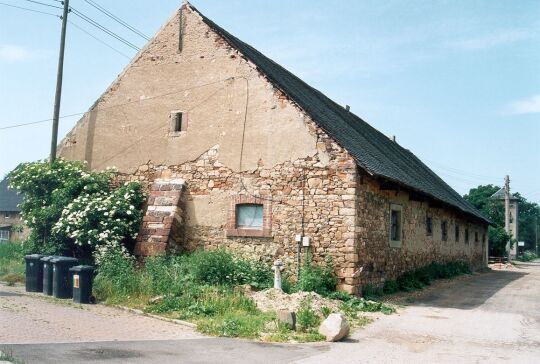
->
[226,194,272,238]
[134,179,185,256]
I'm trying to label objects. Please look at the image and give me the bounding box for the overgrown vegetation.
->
[292,253,337,296]
[363,261,471,298]
[0,242,25,285]
[8,159,144,263]
[516,250,538,262]
[94,248,392,341]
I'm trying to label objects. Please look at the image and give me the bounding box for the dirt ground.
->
[296,261,540,364]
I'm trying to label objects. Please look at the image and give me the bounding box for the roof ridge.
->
[187,4,489,224]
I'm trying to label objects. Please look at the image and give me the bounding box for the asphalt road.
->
[2,261,539,363]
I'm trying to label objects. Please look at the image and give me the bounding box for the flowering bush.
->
[8,159,144,263]
[53,182,144,264]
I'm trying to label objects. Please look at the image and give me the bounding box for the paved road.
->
[297,261,540,364]
[2,261,539,363]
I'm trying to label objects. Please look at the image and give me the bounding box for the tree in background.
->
[464,185,539,256]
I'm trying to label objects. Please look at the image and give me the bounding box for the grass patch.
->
[362,261,472,298]
[0,242,25,284]
[94,249,393,342]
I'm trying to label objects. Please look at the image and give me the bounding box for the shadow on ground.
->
[411,268,529,310]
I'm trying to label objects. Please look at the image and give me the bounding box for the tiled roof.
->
[189,4,489,224]
[0,177,21,212]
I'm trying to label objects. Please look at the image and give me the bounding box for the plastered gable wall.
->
[59,6,321,173]
[60,6,362,292]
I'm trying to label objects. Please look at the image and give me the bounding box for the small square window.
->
[475,231,479,243]
[4,213,9,219]
[426,216,433,236]
[173,112,182,132]
[465,228,469,243]
[389,204,402,248]
[236,204,263,229]
[441,221,448,241]
[455,225,460,242]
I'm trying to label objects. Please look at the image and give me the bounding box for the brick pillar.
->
[134,179,185,256]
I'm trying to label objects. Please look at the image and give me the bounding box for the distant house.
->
[58,4,490,293]
[0,177,24,242]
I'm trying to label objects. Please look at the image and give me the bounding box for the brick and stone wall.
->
[354,173,488,288]
[117,117,361,293]
[135,179,185,256]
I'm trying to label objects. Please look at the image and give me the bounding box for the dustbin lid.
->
[25,254,45,260]
[50,257,79,264]
[40,255,61,262]
[69,265,94,272]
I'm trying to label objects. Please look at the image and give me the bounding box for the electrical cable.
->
[83,0,149,41]
[21,0,62,10]
[1,78,233,131]
[68,20,131,59]
[0,2,59,16]
[70,7,141,51]
[0,112,85,130]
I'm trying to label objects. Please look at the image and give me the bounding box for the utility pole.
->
[50,0,70,164]
[504,175,512,263]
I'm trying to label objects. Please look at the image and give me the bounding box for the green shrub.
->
[188,249,272,289]
[8,159,144,263]
[382,280,399,294]
[361,284,383,300]
[296,298,321,332]
[0,242,25,283]
[517,250,537,262]
[296,254,337,296]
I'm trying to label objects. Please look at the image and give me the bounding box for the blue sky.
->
[0,0,539,202]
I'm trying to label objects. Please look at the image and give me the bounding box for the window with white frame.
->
[235,204,263,229]
[0,230,10,241]
[389,204,403,248]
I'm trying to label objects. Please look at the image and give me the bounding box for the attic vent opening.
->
[169,111,187,135]
[174,112,183,132]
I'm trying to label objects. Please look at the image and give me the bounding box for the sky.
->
[0,0,539,203]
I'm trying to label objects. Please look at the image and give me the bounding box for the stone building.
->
[0,177,24,242]
[59,3,489,293]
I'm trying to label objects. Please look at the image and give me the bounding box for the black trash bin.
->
[25,254,45,292]
[41,256,60,296]
[50,257,78,299]
[69,265,95,304]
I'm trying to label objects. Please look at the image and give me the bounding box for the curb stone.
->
[113,305,197,329]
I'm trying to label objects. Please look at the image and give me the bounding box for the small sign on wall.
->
[73,274,80,289]
[518,241,525,247]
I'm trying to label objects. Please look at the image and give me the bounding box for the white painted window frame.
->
[389,203,403,248]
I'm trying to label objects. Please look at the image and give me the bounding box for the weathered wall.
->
[0,212,26,242]
[355,174,488,287]
[58,6,320,174]
[118,117,360,293]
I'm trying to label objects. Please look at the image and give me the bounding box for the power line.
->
[21,0,62,10]
[0,2,59,17]
[0,112,85,130]
[68,20,131,59]
[0,77,233,131]
[70,7,141,51]
[83,0,149,41]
